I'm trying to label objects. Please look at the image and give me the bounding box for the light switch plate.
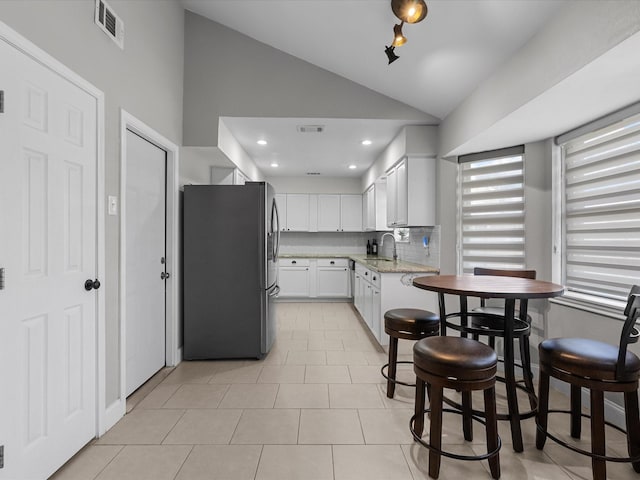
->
[108,195,118,216]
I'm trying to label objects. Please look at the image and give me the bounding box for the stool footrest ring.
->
[536,409,640,464]
[410,409,502,462]
[381,361,416,388]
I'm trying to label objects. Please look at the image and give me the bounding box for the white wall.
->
[266,176,362,195]
[439,0,640,158]
[0,0,185,407]
[182,11,436,147]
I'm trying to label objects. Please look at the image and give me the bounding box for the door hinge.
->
[0,444,4,468]
[0,90,4,113]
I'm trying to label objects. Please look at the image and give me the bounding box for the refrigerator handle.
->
[272,199,281,260]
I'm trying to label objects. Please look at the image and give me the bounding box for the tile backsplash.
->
[278,226,440,270]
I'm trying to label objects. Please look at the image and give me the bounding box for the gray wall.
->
[183,11,436,147]
[0,0,185,406]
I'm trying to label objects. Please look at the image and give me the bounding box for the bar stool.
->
[381,308,440,398]
[536,287,640,480]
[411,336,501,479]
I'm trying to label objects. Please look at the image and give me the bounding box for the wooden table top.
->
[412,274,565,299]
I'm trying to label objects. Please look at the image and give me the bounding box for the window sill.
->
[550,292,626,321]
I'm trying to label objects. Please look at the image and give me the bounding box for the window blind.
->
[458,148,525,274]
[561,112,640,302]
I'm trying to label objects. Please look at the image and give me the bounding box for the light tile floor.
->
[50,302,638,480]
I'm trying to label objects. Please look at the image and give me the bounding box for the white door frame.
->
[0,22,108,434]
[119,111,181,402]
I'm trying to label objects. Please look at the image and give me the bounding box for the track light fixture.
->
[385,45,400,64]
[391,22,407,47]
[385,0,428,65]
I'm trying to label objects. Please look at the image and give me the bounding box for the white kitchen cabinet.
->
[364,186,375,231]
[354,262,437,346]
[317,194,341,231]
[386,156,436,227]
[316,259,350,297]
[210,166,248,185]
[285,194,310,231]
[278,258,311,297]
[364,182,391,232]
[340,194,363,231]
[317,194,362,232]
[275,194,287,231]
[386,167,397,227]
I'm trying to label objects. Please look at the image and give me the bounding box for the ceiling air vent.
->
[95,0,124,49]
[306,172,321,176]
[297,125,324,133]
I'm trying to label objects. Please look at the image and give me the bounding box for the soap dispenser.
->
[371,239,378,256]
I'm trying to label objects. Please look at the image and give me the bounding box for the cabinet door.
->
[286,194,310,231]
[275,194,287,231]
[279,266,310,297]
[316,267,350,297]
[396,159,408,226]
[364,187,374,231]
[340,194,363,232]
[234,169,247,185]
[386,167,397,227]
[363,283,373,329]
[317,194,341,231]
[354,274,362,313]
[371,287,381,341]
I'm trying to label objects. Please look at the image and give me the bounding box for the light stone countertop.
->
[278,253,439,274]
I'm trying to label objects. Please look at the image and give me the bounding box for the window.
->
[558,111,640,305]
[457,146,525,274]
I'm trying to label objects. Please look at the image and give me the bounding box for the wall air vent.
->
[297,125,324,133]
[95,0,124,49]
[306,172,321,176]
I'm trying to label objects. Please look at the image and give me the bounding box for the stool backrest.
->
[473,267,537,321]
[617,285,640,379]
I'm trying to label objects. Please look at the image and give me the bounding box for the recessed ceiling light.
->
[361,140,372,146]
[270,162,279,168]
[257,139,268,145]
[348,165,357,170]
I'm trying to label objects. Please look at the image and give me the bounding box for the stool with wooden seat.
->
[381,308,440,398]
[411,336,501,479]
[536,286,640,480]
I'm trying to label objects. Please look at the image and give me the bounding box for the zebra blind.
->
[458,147,525,274]
[561,112,640,302]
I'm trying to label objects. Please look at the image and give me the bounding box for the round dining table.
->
[413,274,565,452]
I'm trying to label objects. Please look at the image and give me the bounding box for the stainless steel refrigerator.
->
[182,182,280,359]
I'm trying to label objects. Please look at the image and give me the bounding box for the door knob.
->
[161,272,170,280]
[84,279,101,291]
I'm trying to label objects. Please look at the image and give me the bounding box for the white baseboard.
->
[100,398,126,436]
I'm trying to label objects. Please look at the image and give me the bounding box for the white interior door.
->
[0,39,98,479]
[125,130,167,396]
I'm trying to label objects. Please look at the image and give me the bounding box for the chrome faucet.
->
[380,232,398,261]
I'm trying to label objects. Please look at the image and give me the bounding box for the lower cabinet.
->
[278,258,350,298]
[316,259,350,297]
[354,263,437,346]
[278,259,311,297]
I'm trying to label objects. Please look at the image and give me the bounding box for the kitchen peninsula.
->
[278,253,438,345]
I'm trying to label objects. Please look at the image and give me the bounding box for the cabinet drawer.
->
[317,258,348,267]
[369,271,381,289]
[280,258,310,267]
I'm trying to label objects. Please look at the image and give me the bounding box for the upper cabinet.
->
[364,182,391,232]
[386,156,436,227]
[317,194,362,232]
[210,166,247,185]
[285,194,311,231]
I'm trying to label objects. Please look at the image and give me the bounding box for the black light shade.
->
[391,22,407,47]
[391,0,428,24]
[385,45,400,64]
